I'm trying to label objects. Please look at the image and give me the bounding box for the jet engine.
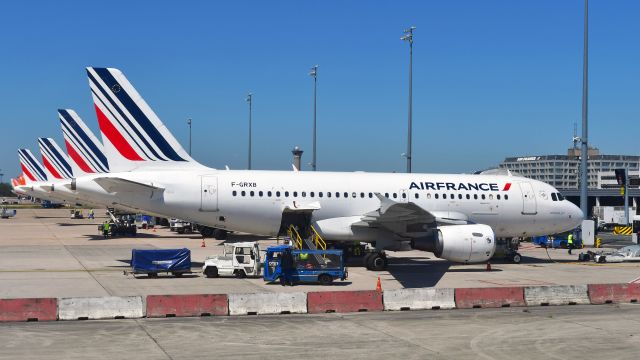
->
[411,224,495,263]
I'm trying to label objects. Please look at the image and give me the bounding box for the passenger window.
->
[344,192,349,198]
[489,194,493,200]
[481,194,486,200]
[310,192,315,197]
[458,194,462,200]
[293,191,298,197]
[352,192,356,198]
[505,195,509,200]
[450,193,454,199]
[276,191,281,197]
[319,192,323,198]
[250,191,255,197]
[443,194,447,199]
[466,194,470,200]
[551,193,557,201]
[414,193,419,199]
[360,192,365,198]
[301,192,306,197]
[393,193,397,199]
[267,191,272,197]
[327,192,331,198]
[259,191,263,197]
[241,191,246,196]
[497,194,501,200]
[336,192,340,198]
[402,193,407,199]
[285,191,289,197]
[232,190,237,196]
[385,193,389,198]
[435,194,439,199]
[427,193,431,199]
[369,192,373,198]
[474,194,478,200]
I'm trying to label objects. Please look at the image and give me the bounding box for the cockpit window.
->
[557,193,564,201]
[551,193,557,201]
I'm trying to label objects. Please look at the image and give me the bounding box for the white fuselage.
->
[75,169,583,239]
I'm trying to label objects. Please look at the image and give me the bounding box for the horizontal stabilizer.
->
[93,177,164,194]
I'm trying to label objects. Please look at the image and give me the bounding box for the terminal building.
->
[498,147,640,217]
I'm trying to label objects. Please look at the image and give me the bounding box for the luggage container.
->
[129,248,192,278]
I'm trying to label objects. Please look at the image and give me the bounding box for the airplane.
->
[75,67,583,270]
[15,148,61,204]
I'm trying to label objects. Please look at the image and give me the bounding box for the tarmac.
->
[1,304,639,359]
[1,208,640,299]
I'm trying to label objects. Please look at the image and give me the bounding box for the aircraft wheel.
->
[368,253,388,271]
[512,253,522,264]
[363,253,373,269]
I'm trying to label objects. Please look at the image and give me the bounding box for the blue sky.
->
[1,0,639,179]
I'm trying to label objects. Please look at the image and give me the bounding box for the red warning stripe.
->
[94,104,143,161]
[64,140,94,173]
[503,183,511,191]
[42,156,63,179]
[21,164,36,181]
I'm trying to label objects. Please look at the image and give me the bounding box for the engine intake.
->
[411,224,495,263]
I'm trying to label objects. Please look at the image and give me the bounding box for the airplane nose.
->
[568,203,584,227]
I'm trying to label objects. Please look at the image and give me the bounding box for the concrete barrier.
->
[58,296,144,320]
[524,285,590,306]
[588,283,640,304]
[383,288,455,311]
[0,298,57,322]
[455,287,525,309]
[308,290,383,314]
[228,292,307,315]
[146,294,228,317]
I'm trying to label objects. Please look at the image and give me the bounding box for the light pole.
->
[309,65,318,171]
[187,118,192,156]
[580,0,589,218]
[246,93,253,170]
[401,26,415,173]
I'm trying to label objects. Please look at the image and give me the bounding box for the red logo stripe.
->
[94,104,143,161]
[21,164,36,181]
[65,140,94,173]
[503,183,512,191]
[42,156,63,179]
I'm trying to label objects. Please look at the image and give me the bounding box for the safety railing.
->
[310,225,327,250]
[287,224,303,249]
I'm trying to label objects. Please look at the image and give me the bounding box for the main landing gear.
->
[363,252,388,271]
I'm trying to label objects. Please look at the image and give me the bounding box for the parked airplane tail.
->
[59,109,109,175]
[18,149,47,182]
[86,67,201,172]
[38,138,73,180]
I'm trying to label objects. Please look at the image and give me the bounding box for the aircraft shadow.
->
[384,257,451,288]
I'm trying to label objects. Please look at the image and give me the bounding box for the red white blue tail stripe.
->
[38,137,73,179]
[86,67,189,163]
[18,149,47,182]
[59,109,109,173]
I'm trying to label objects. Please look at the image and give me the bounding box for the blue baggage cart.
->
[130,248,192,277]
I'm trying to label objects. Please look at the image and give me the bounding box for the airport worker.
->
[567,233,574,254]
[103,221,110,238]
[88,209,94,219]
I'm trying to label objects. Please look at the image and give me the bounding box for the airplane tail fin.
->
[18,149,48,182]
[86,67,201,172]
[59,109,109,175]
[38,138,73,180]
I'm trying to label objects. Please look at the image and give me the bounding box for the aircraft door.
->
[200,176,218,211]
[518,182,537,215]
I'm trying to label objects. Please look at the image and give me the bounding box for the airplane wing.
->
[93,177,164,194]
[357,194,470,238]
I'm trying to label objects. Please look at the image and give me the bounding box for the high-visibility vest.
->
[567,234,573,244]
[299,252,309,261]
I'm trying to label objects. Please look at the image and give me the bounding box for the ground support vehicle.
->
[70,209,84,219]
[583,245,640,263]
[129,248,192,277]
[532,235,582,249]
[0,207,16,219]
[202,242,260,278]
[263,245,347,286]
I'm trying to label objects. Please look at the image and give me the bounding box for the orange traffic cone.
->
[486,262,492,271]
[375,277,382,292]
[201,238,206,247]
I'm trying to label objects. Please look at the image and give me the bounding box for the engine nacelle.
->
[411,224,495,263]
